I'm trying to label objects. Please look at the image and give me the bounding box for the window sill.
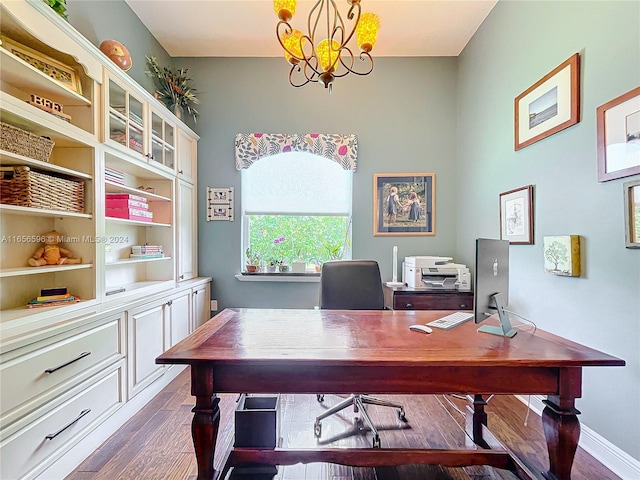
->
[235,273,320,283]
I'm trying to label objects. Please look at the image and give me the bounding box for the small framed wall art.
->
[596,86,640,182]
[514,54,580,151]
[543,235,581,277]
[623,180,640,248]
[206,187,234,221]
[373,173,435,236]
[499,185,534,245]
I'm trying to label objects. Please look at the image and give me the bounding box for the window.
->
[241,152,352,271]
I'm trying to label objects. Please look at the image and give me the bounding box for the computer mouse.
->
[409,324,433,334]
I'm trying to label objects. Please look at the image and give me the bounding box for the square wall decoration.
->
[543,235,581,276]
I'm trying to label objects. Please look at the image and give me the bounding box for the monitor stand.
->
[477,293,517,338]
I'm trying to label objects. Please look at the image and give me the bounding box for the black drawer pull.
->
[44,351,91,374]
[45,409,91,440]
[405,303,414,308]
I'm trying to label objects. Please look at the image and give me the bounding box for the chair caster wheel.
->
[314,422,321,437]
[398,408,408,422]
[373,435,381,448]
[316,394,324,402]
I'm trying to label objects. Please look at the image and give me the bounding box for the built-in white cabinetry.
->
[177,128,196,183]
[167,290,191,348]
[177,179,196,281]
[0,2,208,479]
[192,282,211,330]
[126,300,167,398]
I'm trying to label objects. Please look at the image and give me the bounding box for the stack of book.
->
[27,287,80,308]
[105,167,125,185]
[105,193,153,222]
[130,244,164,259]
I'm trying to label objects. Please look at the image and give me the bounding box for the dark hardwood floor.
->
[67,366,621,480]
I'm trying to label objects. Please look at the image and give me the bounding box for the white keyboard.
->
[426,311,474,330]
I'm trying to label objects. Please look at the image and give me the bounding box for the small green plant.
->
[245,247,261,266]
[44,0,67,19]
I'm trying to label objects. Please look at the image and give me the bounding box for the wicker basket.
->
[1,122,55,163]
[0,166,85,213]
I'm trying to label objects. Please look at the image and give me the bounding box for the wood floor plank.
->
[66,368,621,480]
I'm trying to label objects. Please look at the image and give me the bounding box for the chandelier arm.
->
[288,64,313,88]
[339,2,361,50]
[334,48,373,77]
[308,0,324,45]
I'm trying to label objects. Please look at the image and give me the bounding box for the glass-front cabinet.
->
[105,72,176,174]
[150,111,175,170]
[107,77,145,155]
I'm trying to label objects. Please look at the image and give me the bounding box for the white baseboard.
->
[516,395,640,480]
[35,365,186,480]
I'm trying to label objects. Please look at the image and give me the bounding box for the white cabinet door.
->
[167,291,190,348]
[177,129,197,184]
[127,301,166,398]
[191,283,210,331]
[177,180,196,281]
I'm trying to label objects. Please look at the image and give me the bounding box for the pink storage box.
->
[106,193,147,202]
[105,198,148,209]
[106,207,153,222]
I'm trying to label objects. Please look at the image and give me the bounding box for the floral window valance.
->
[235,133,358,171]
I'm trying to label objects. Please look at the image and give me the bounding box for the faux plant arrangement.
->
[145,56,199,122]
[44,0,67,19]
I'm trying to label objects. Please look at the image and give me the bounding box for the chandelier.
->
[274,0,380,93]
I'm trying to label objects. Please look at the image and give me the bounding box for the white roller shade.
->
[242,152,352,215]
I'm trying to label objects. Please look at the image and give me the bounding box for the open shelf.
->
[0,204,92,218]
[0,263,93,278]
[0,149,92,179]
[104,180,170,202]
[105,216,171,228]
[0,47,91,107]
[106,256,171,266]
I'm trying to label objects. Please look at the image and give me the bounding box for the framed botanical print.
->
[373,173,435,236]
[597,86,640,182]
[499,185,534,245]
[515,54,580,150]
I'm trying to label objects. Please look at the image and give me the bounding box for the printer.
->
[402,256,471,291]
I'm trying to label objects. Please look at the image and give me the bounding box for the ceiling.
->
[123,0,498,58]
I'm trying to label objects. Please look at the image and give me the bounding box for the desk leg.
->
[191,365,220,480]
[542,396,581,480]
[465,394,489,449]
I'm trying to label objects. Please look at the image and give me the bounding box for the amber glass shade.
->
[280,28,305,64]
[356,12,380,52]
[274,0,296,21]
[317,39,340,72]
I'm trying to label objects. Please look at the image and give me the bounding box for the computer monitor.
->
[473,238,517,338]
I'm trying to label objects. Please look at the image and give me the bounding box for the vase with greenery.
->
[145,56,199,122]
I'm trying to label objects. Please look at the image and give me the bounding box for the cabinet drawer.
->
[393,293,473,310]
[0,364,124,480]
[1,317,123,423]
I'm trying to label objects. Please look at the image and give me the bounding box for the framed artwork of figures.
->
[373,173,435,236]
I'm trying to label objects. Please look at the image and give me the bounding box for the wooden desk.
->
[383,284,473,310]
[156,308,624,480]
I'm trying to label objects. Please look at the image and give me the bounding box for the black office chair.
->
[314,260,407,448]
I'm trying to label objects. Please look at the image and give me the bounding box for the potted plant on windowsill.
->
[245,247,261,273]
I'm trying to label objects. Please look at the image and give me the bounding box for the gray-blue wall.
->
[456,0,639,461]
[63,0,639,464]
[179,56,460,309]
